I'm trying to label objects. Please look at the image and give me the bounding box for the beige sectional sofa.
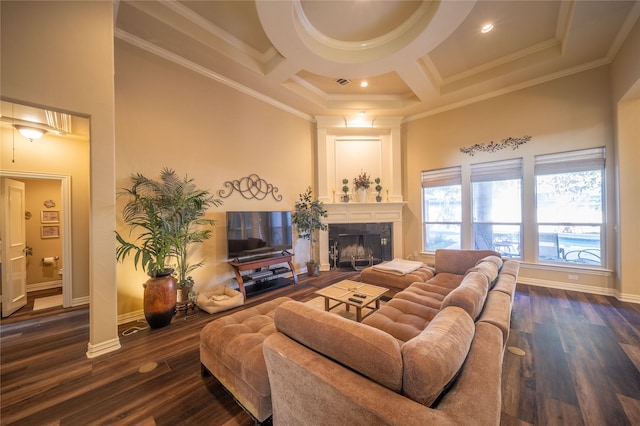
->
[261,249,519,425]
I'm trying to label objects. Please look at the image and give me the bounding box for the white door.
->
[1,178,28,317]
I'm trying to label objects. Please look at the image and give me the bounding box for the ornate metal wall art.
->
[460,135,531,156]
[218,174,282,201]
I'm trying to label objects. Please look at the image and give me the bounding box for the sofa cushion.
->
[426,272,466,290]
[492,270,517,303]
[363,298,440,343]
[435,249,501,275]
[273,300,404,392]
[359,265,435,290]
[478,290,512,346]
[466,257,501,286]
[393,284,446,310]
[500,259,520,278]
[440,272,489,320]
[434,321,504,425]
[401,306,475,407]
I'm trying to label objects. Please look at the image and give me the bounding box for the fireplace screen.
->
[328,223,392,270]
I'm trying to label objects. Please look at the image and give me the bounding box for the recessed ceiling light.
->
[360,81,369,88]
[481,23,494,33]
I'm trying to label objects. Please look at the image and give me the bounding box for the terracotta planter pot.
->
[306,262,319,277]
[143,272,177,328]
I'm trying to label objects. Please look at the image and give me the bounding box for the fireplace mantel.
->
[319,202,406,271]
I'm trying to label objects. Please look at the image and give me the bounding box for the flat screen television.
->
[226,211,293,261]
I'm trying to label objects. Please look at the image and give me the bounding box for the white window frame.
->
[421,166,462,251]
[534,147,605,266]
[471,158,523,258]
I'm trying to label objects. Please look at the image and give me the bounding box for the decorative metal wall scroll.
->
[218,174,282,201]
[460,135,531,156]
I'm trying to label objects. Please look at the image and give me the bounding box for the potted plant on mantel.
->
[115,168,222,328]
[292,186,328,277]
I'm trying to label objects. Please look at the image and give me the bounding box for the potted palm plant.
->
[116,168,221,328]
[164,170,222,304]
[292,186,328,276]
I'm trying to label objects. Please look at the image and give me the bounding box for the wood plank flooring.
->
[1,272,639,425]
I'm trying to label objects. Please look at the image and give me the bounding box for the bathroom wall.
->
[23,179,63,288]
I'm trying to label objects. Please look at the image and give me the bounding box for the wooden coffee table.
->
[315,279,388,322]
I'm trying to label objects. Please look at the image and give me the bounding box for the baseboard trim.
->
[519,277,617,297]
[86,337,121,358]
[615,292,640,304]
[118,309,145,325]
[71,296,89,307]
[27,281,62,292]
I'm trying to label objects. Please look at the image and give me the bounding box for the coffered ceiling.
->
[114,0,640,122]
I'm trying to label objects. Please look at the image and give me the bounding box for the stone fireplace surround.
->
[319,202,406,272]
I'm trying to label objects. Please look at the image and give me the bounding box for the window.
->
[471,159,522,258]
[535,148,605,265]
[421,167,461,250]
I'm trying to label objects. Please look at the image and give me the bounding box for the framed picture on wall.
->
[41,210,60,223]
[41,225,60,239]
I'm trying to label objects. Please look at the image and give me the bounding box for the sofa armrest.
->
[435,322,504,426]
[263,333,458,426]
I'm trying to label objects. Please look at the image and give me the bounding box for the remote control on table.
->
[348,298,363,304]
[353,293,366,298]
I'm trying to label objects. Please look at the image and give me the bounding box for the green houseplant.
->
[115,168,221,328]
[292,186,327,276]
[374,177,383,202]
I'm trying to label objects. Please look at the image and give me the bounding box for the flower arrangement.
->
[353,171,371,190]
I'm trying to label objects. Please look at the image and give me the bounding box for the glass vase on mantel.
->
[357,188,367,203]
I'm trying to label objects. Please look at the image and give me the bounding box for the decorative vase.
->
[143,271,177,328]
[357,188,367,203]
[341,194,350,203]
[376,194,382,202]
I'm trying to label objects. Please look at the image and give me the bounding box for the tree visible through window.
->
[472,159,522,258]
[535,148,604,265]
[421,167,461,250]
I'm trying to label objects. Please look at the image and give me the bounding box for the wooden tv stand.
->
[228,253,298,298]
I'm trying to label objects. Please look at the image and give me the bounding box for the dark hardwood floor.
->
[1,271,639,425]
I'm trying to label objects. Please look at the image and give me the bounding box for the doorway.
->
[1,173,72,316]
[1,100,90,319]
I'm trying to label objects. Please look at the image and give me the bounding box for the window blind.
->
[471,158,522,182]
[421,166,461,187]
[535,147,605,175]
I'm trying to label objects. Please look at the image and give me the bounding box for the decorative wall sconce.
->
[15,125,47,141]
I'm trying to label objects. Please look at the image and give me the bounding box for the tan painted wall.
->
[611,19,640,302]
[114,41,315,316]
[615,98,640,300]
[404,67,623,296]
[1,1,119,355]
[23,179,63,285]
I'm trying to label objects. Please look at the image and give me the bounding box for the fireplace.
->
[329,223,392,270]
[319,202,406,271]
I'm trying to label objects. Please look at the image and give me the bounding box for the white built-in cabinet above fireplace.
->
[314,116,405,271]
